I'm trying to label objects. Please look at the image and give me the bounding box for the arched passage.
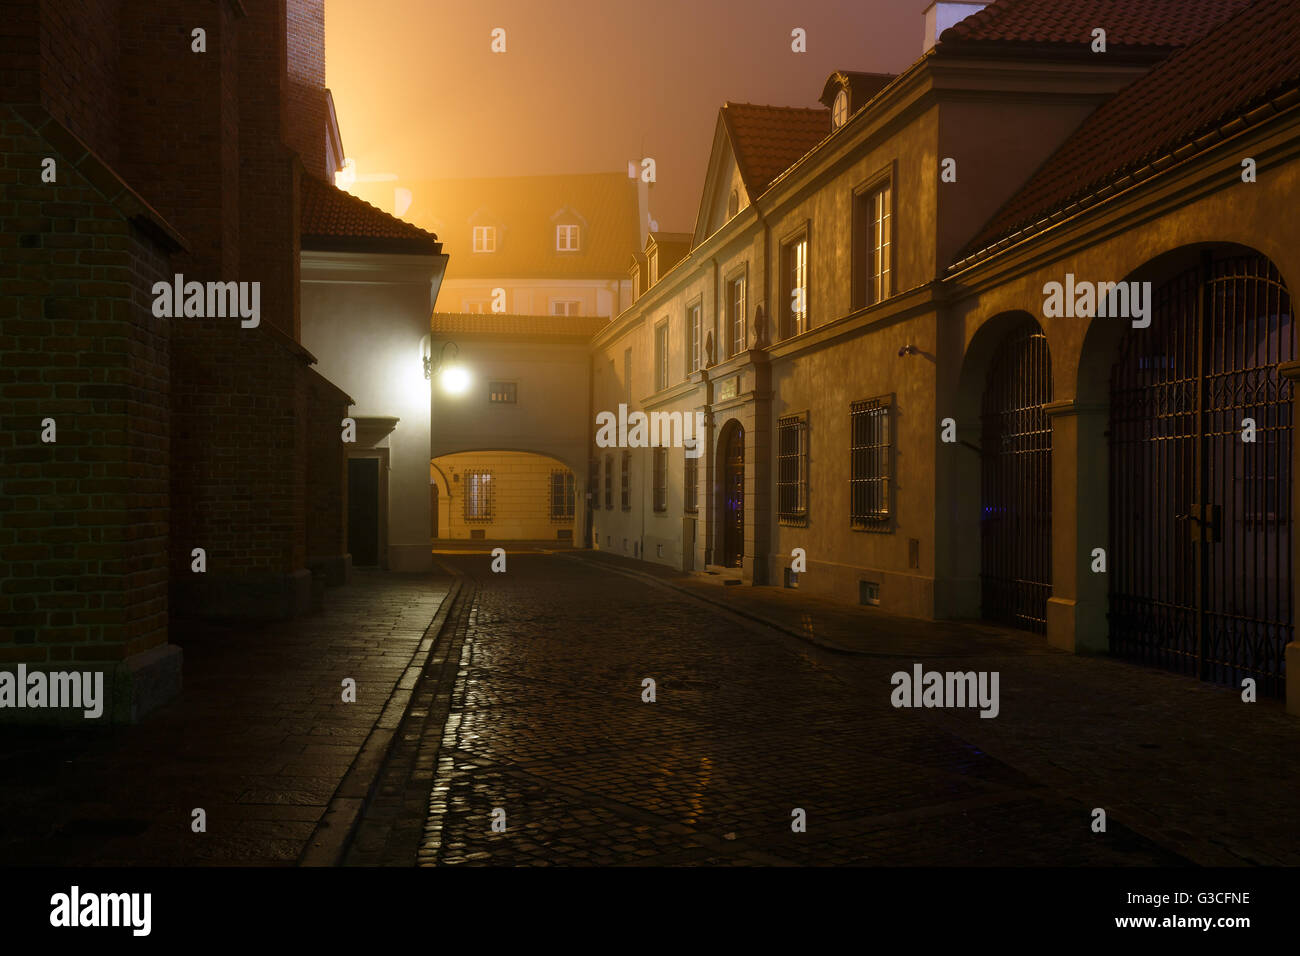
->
[431,449,582,543]
[1105,248,1294,694]
[979,318,1053,632]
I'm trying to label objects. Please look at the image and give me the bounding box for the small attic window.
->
[556,223,580,252]
[473,225,496,253]
[832,89,849,129]
[727,190,740,219]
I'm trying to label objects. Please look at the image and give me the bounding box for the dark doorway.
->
[721,423,745,567]
[348,457,380,567]
[980,322,1053,633]
[1109,252,1293,695]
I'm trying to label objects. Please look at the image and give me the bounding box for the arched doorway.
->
[719,422,745,567]
[1109,252,1293,694]
[980,321,1052,632]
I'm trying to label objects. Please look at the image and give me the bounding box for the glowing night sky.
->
[326,0,932,232]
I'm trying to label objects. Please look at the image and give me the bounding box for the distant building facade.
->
[591,0,1300,711]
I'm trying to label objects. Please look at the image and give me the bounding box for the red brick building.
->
[0,0,438,721]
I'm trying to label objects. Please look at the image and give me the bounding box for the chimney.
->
[922,0,988,53]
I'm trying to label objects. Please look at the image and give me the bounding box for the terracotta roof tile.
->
[301,174,441,252]
[722,103,831,197]
[940,0,1252,49]
[957,0,1300,264]
[431,312,609,339]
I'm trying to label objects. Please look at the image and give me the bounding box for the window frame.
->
[603,455,613,510]
[472,225,497,254]
[549,469,576,521]
[652,448,668,513]
[555,223,580,252]
[685,298,703,376]
[852,167,894,310]
[779,225,810,340]
[777,412,809,525]
[725,268,747,358]
[683,452,698,514]
[832,89,848,129]
[464,470,494,522]
[654,319,670,392]
[849,395,894,532]
[620,450,631,511]
[550,299,582,316]
[487,380,517,404]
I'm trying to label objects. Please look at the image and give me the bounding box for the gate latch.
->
[1175,503,1222,543]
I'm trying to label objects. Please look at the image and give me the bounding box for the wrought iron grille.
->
[777,414,808,522]
[980,325,1052,633]
[1110,254,1293,695]
[850,397,892,530]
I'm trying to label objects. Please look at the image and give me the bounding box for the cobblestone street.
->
[349,552,1300,867]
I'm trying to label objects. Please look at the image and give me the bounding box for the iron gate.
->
[981,323,1053,633]
[1109,253,1293,695]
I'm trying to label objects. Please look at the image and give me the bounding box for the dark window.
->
[653,448,667,512]
[853,180,891,309]
[550,470,575,520]
[780,232,809,339]
[655,321,669,391]
[488,381,517,404]
[465,471,494,521]
[777,414,808,523]
[684,453,698,513]
[621,451,631,510]
[604,455,612,509]
[727,276,746,357]
[850,397,892,529]
[686,302,702,374]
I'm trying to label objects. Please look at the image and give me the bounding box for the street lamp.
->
[424,339,470,395]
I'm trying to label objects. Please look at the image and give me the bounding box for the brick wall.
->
[0,105,172,666]
[36,0,120,167]
[285,0,329,181]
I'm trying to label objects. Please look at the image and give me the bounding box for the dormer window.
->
[832,89,849,129]
[473,225,496,253]
[556,224,580,252]
[727,189,740,219]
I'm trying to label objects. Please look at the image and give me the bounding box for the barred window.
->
[620,450,631,510]
[465,471,493,521]
[777,414,808,523]
[550,470,575,521]
[683,454,698,514]
[850,397,892,529]
[604,455,612,510]
[652,448,668,512]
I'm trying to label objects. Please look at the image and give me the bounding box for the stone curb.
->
[298,577,464,867]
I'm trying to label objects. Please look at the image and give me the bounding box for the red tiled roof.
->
[956,0,1300,265]
[940,0,1252,49]
[300,174,441,252]
[722,103,831,197]
[431,312,609,339]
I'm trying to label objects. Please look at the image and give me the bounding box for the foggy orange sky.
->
[326,0,933,232]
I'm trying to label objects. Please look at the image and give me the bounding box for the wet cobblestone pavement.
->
[349,553,1205,866]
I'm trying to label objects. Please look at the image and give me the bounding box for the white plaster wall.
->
[301,250,447,572]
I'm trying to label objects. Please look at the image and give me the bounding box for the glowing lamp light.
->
[440,365,471,396]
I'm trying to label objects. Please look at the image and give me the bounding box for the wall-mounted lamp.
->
[424,338,470,396]
[898,344,919,357]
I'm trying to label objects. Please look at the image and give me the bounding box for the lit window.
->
[473,226,496,253]
[727,275,746,357]
[488,381,516,404]
[854,180,891,308]
[465,471,494,521]
[781,231,808,338]
[832,89,848,129]
[556,224,580,252]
